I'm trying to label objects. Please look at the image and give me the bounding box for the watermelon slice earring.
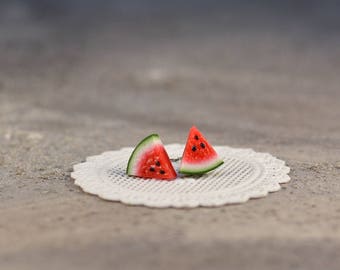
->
[179,126,224,175]
[126,134,177,180]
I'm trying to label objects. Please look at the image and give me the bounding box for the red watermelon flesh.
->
[179,126,224,175]
[126,134,177,180]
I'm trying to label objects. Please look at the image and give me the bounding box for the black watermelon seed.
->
[200,142,205,148]
[192,146,197,151]
[149,167,155,172]
[160,170,165,174]
[155,161,161,166]
[194,135,199,140]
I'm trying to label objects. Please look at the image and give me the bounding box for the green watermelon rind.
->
[126,134,160,175]
[179,159,224,175]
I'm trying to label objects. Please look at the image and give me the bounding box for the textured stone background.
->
[0,1,340,269]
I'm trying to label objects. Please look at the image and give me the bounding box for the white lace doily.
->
[71,144,290,208]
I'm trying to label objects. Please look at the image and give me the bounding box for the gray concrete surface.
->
[0,1,340,269]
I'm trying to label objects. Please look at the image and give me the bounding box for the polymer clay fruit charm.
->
[179,126,224,175]
[126,134,177,180]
